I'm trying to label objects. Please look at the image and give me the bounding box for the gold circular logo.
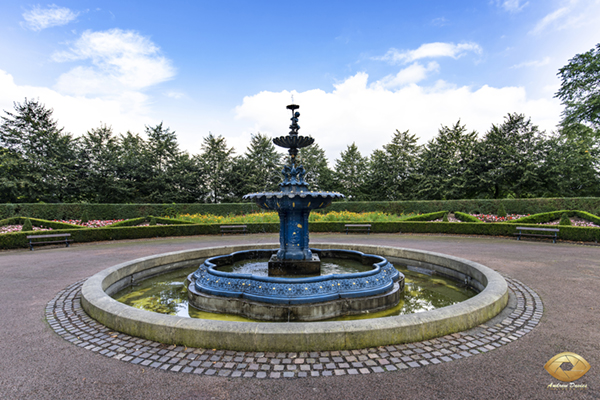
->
[544,352,591,382]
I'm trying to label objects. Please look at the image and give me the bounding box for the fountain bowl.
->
[81,243,508,352]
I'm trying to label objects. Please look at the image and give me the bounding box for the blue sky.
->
[1,1,599,161]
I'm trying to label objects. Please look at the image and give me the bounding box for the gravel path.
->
[0,233,598,400]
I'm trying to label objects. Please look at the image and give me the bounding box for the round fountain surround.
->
[80,243,509,352]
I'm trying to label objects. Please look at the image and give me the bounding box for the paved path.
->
[1,233,598,399]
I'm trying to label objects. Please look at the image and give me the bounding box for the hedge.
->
[403,211,447,222]
[2,220,599,250]
[3,197,600,220]
[109,216,197,227]
[454,212,483,223]
[507,210,600,225]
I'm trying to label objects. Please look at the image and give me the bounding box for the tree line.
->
[1,44,599,204]
[1,98,598,204]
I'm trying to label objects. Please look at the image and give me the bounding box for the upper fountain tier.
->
[243,103,343,204]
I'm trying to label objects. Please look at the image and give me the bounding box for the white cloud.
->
[0,69,155,136]
[530,0,600,34]
[372,62,440,89]
[496,0,529,13]
[511,56,551,68]
[235,72,562,161]
[22,4,78,31]
[375,42,482,65]
[431,17,449,26]
[52,29,175,97]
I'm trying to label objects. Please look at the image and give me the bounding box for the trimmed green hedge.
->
[0,216,85,230]
[403,211,447,222]
[454,212,483,223]
[110,216,197,227]
[3,219,598,250]
[3,197,600,219]
[507,210,600,225]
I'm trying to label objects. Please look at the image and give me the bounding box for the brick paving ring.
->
[46,243,542,378]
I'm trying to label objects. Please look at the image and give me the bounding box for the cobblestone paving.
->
[46,276,542,379]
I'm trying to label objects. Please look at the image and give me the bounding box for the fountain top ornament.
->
[243,104,343,273]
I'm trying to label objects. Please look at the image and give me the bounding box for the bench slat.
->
[26,233,71,239]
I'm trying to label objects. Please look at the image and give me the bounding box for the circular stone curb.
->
[46,275,542,379]
[79,244,509,351]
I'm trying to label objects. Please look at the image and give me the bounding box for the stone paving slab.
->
[46,274,542,379]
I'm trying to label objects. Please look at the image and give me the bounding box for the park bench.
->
[344,224,371,235]
[27,233,71,251]
[220,225,247,236]
[514,227,559,243]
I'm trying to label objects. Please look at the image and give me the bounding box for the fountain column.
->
[243,104,344,275]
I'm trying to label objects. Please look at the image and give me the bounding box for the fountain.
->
[187,104,405,321]
[80,103,509,351]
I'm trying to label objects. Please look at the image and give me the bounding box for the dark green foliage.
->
[298,143,334,191]
[559,213,572,226]
[366,130,420,201]
[403,211,447,221]
[149,217,157,226]
[442,213,449,222]
[81,212,89,224]
[454,212,483,223]
[233,133,282,198]
[333,143,369,201]
[416,121,479,200]
[199,133,236,203]
[555,43,600,130]
[21,218,32,231]
[497,204,507,218]
[0,99,79,203]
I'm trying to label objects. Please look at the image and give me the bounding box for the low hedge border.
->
[0,217,86,230]
[403,211,447,222]
[2,220,599,250]
[110,216,196,227]
[454,212,483,223]
[3,197,600,220]
[507,210,600,225]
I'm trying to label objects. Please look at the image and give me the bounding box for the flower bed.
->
[0,225,53,234]
[471,214,528,222]
[52,219,123,228]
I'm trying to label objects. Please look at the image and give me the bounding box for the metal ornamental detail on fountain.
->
[243,104,343,273]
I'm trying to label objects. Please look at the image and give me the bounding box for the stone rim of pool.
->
[81,243,508,352]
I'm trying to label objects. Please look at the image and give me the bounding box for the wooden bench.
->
[345,224,371,235]
[513,227,559,243]
[27,233,71,251]
[220,225,247,236]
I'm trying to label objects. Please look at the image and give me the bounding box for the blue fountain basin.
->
[192,249,402,305]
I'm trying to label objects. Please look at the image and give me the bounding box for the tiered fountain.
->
[187,104,405,321]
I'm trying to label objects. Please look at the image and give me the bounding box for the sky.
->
[1,0,600,163]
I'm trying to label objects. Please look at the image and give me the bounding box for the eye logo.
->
[544,352,591,382]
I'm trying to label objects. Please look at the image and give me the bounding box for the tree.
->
[416,121,479,200]
[297,143,333,191]
[539,126,600,197]
[199,133,235,203]
[333,143,369,200]
[556,43,600,132]
[237,133,282,196]
[115,131,153,202]
[144,122,181,202]
[476,114,545,199]
[367,130,420,201]
[0,99,78,202]
[78,124,127,202]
